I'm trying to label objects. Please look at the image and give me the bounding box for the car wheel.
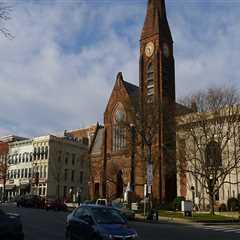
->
[66,230,73,240]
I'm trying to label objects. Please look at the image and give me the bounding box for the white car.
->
[95,198,108,206]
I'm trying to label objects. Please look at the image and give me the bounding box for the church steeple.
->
[139,0,176,203]
[141,0,172,42]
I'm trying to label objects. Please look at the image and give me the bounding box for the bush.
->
[227,198,239,211]
[218,203,227,212]
[172,196,185,211]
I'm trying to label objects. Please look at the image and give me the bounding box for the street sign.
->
[144,184,147,197]
[147,185,152,194]
[147,164,153,186]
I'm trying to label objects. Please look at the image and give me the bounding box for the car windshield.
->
[91,208,126,224]
[97,200,106,205]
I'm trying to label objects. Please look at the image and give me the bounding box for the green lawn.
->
[158,211,239,222]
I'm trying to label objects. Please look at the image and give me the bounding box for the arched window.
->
[37,147,41,160]
[205,140,222,167]
[41,146,44,160]
[45,146,48,159]
[147,63,154,96]
[40,165,43,178]
[112,104,126,152]
[33,148,37,160]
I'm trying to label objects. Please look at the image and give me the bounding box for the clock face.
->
[145,42,154,57]
[163,43,169,57]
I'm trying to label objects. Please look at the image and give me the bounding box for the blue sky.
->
[0,0,240,137]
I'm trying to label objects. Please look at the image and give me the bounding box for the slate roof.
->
[122,81,139,97]
[91,127,104,155]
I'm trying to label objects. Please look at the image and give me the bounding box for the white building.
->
[6,139,33,199]
[32,134,88,201]
[4,133,89,202]
[176,106,240,210]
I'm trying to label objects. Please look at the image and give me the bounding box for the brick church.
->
[90,0,177,204]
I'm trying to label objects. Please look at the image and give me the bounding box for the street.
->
[1,204,240,240]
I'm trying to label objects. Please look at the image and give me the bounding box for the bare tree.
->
[177,86,240,215]
[0,3,13,39]
[123,95,176,204]
[124,95,162,175]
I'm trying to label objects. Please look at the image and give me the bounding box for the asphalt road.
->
[1,204,240,240]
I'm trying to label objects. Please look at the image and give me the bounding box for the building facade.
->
[6,139,33,199]
[33,135,88,201]
[176,107,240,210]
[1,133,89,202]
[90,0,177,204]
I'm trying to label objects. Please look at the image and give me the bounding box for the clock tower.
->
[139,0,176,202]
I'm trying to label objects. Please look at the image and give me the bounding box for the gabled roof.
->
[104,72,139,114]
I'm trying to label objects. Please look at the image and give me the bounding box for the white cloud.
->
[0,0,240,137]
[0,1,142,137]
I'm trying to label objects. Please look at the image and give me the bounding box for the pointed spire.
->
[141,0,172,42]
[115,72,124,88]
[116,72,124,82]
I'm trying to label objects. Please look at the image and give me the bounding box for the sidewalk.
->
[134,213,192,224]
[134,213,240,225]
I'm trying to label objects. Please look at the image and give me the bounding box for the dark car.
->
[45,199,67,211]
[17,195,45,209]
[0,208,24,240]
[66,204,138,240]
[112,202,135,221]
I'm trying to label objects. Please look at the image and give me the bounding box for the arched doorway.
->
[116,170,123,198]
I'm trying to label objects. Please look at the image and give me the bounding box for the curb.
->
[132,218,170,224]
[133,215,192,225]
[134,215,240,225]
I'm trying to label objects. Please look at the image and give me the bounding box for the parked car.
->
[95,198,108,206]
[17,195,45,209]
[112,202,135,220]
[45,199,67,211]
[66,204,138,240]
[0,208,24,240]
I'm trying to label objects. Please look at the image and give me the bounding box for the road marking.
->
[222,229,240,233]
[194,225,240,234]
